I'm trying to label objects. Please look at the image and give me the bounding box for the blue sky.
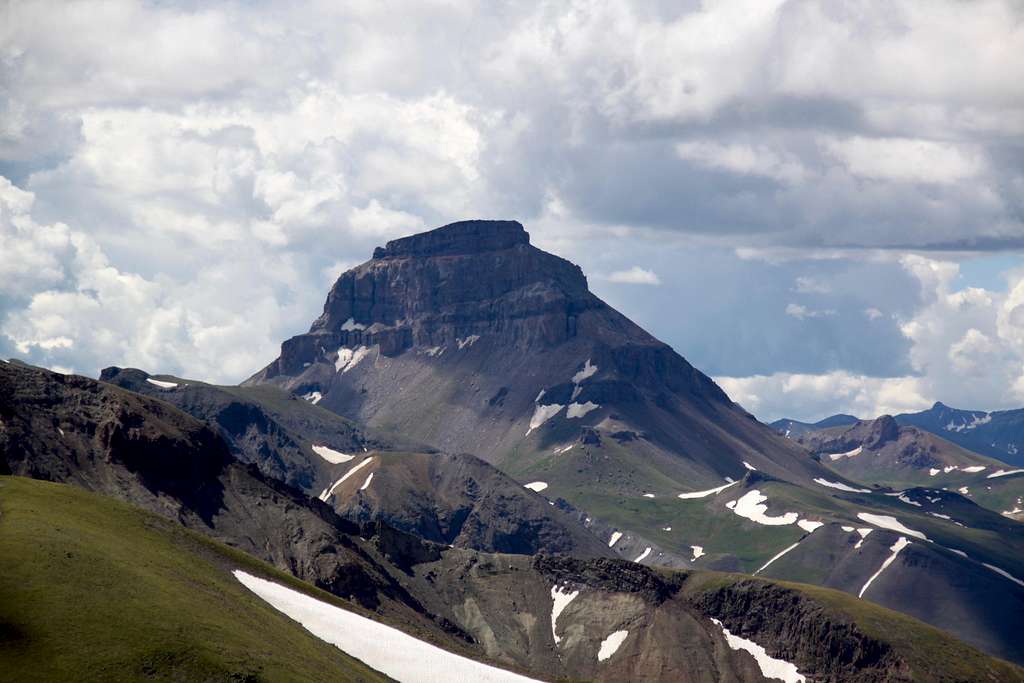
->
[1,0,1022,422]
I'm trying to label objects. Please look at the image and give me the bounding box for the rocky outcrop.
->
[694,579,911,682]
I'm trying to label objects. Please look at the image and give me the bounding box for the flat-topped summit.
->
[372,219,529,259]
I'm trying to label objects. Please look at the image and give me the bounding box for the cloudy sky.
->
[2,0,1023,422]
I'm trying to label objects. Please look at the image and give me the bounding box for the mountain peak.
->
[372,219,528,259]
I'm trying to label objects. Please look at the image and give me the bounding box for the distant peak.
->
[932,401,948,410]
[372,220,528,259]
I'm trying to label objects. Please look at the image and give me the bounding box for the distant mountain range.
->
[773,402,1024,467]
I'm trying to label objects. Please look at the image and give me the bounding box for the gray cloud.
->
[1,0,1022,420]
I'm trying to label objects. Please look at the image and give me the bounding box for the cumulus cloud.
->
[0,0,1021,420]
[606,266,661,285]
[718,256,1024,421]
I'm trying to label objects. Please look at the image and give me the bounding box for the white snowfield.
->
[828,446,862,461]
[897,494,921,507]
[524,481,548,492]
[553,443,575,455]
[145,378,177,389]
[928,468,940,477]
[743,461,757,471]
[340,317,366,331]
[608,531,623,547]
[301,391,323,405]
[312,445,355,464]
[755,542,800,575]
[318,458,375,501]
[597,630,628,662]
[854,528,873,549]
[566,401,599,419]
[526,403,563,435]
[690,546,705,561]
[457,335,480,349]
[572,359,598,384]
[234,571,542,682]
[550,585,580,646]
[359,473,374,491]
[962,465,986,473]
[797,520,824,533]
[859,537,910,598]
[335,346,371,373]
[813,478,871,493]
[856,513,927,541]
[710,618,805,683]
[642,493,655,498]
[677,481,738,499]
[729,490,799,526]
[988,469,1024,479]
[982,563,1024,588]
[634,547,651,563]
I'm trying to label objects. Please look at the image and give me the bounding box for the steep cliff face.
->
[247,220,828,492]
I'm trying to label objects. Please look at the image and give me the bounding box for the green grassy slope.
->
[0,476,391,683]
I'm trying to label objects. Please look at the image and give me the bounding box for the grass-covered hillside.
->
[0,476,390,683]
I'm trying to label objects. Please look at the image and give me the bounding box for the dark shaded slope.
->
[100,366,611,558]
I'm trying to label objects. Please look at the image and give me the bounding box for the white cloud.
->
[606,266,661,285]
[721,256,1024,421]
[785,303,835,320]
[822,136,983,185]
[0,0,1021,406]
[793,277,831,294]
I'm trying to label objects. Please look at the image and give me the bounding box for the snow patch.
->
[608,531,623,547]
[550,585,579,646]
[928,468,940,477]
[318,457,374,501]
[987,469,1024,479]
[797,520,824,533]
[456,335,480,349]
[312,445,355,464]
[743,461,757,471]
[340,317,366,331]
[958,486,969,495]
[335,346,370,373]
[948,548,968,559]
[690,546,705,561]
[813,478,871,493]
[422,345,445,357]
[841,525,855,532]
[642,493,655,498]
[945,413,992,432]
[677,481,738,499]
[524,481,548,492]
[982,563,1024,588]
[710,618,805,683]
[856,513,927,540]
[633,547,651,563]
[928,512,951,520]
[359,473,374,491]
[553,443,576,455]
[897,493,922,507]
[597,630,628,662]
[145,378,177,389]
[756,542,801,575]
[526,403,564,435]
[566,401,599,419]
[962,465,986,473]
[234,571,541,682]
[730,490,799,526]
[859,537,910,598]
[662,526,672,532]
[572,359,598,384]
[828,446,863,461]
[854,528,873,549]
[301,391,323,405]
